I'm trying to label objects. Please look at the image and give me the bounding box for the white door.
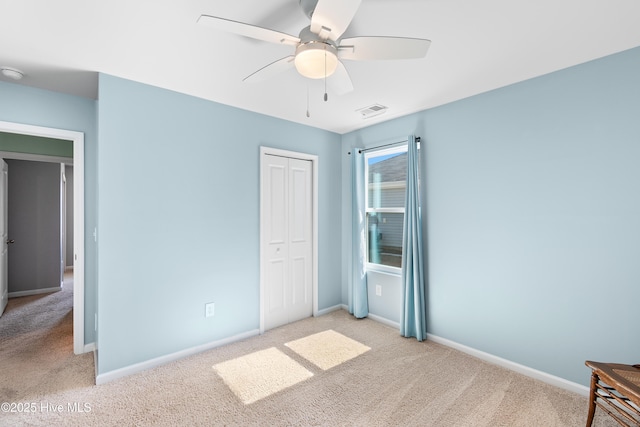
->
[0,160,8,317]
[287,157,313,322]
[262,154,313,330]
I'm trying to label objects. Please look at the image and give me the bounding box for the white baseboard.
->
[93,349,99,383]
[9,287,61,298]
[332,306,401,330]
[95,329,260,385]
[83,342,96,353]
[347,307,588,396]
[426,333,589,396]
[316,304,344,316]
[367,313,400,330]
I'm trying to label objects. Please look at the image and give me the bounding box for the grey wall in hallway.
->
[7,159,61,293]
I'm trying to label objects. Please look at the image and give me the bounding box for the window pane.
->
[367,151,407,209]
[367,212,404,268]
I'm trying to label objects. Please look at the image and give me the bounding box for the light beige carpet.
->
[213,347,314,404]
[0,277,619,426]
[285,329,370,370]
[212,330,371,405]
[0,271,95,404]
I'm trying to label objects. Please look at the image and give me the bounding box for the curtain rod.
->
[348,136,420,155]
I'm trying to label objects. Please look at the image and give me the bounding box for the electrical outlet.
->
[205,302,215,318]
[375,285,382,297]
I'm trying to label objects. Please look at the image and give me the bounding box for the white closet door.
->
[287,158,313,323]
[263,154,312,331]
[264,155,289,330]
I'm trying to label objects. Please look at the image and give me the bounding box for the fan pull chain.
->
[306,85,310,118]
[324,47,328,102]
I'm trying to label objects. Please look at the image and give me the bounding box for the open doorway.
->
[0,121,85,354]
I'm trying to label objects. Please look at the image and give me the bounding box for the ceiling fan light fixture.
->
[294,42,338,79]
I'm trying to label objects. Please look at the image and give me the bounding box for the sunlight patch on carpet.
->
[285,329,371,370]
[213,347,313,404]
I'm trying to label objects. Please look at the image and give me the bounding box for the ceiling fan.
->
[197,0,431,96]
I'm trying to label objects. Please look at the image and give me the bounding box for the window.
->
[365,145,407,271]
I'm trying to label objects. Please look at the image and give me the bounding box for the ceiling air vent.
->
[356,104,388,119]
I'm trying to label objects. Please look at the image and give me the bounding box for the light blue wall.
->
[367,271,402,324]
[0,81,98,345]
[96,74,342,375]
[342,46,640,387]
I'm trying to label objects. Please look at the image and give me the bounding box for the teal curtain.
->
[349,150,368,318]
[401,136,426,340]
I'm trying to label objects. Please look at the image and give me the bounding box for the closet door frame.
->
[259,146,318,334]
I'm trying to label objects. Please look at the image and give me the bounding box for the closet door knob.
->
[6,239,14,244]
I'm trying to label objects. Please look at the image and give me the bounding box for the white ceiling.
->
[1,0,639,134]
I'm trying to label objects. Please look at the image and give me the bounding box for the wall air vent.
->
[356,104,388,119]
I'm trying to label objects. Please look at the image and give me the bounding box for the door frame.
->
[0,120,85,355]
[1,160,7,317]
[259,146,318,334]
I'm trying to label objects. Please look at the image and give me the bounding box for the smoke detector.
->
[356,104,388,119]
[1,67,24,80]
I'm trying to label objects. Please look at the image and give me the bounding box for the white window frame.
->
[364,144,407,274]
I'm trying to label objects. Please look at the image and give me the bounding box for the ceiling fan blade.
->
[243,56,296,83]
[339,36,431,61]
[310,0,362,41]
[328,61,354,95]
[197,15,300,46]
